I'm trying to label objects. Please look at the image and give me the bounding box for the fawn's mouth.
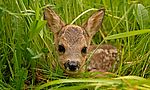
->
[64,60,80,74]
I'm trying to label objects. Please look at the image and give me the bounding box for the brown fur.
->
[57,25,88,74]
[87,45,118,72]
[44,7,118,74]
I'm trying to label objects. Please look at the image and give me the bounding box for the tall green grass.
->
[0,0,150,89]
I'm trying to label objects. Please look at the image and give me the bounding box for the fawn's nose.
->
[64,60,79,72]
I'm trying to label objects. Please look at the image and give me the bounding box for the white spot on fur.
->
[95,49,104,53]
[104,50,109,54]
[109,49,117,54]
[105,56,110,60]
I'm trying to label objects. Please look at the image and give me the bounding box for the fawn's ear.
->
[82,9,105,39]
[44,7,65,33]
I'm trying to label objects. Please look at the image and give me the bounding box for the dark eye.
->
[81,47,87,54]
[58,45,65,54]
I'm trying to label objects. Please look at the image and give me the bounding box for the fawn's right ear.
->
[44,7,65,33]
[82,9,105,41]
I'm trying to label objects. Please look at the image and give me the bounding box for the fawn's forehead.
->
[59,25,88,46]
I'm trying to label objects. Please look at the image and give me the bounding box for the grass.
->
[0,0,150,89]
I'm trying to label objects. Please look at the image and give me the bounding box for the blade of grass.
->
[104,29,150,40]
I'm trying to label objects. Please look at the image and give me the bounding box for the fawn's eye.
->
[58,45,65,53]
[81,47,87,54]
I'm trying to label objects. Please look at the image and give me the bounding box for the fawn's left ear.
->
[44,7,65,33]
[82,9,105,40]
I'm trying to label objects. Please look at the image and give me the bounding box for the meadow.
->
[0,0,150,89]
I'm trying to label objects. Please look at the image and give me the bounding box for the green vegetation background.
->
[0,0,150,89]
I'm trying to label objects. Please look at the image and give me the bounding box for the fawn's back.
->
[44,7,118,74]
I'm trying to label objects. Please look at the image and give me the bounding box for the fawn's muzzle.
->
[64,60,80,72]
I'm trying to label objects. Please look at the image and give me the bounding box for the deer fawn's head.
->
[44,7,105,74]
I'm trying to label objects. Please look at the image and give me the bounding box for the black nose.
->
[64,61,79,71]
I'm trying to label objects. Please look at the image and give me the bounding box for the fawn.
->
[44,7,118,75]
